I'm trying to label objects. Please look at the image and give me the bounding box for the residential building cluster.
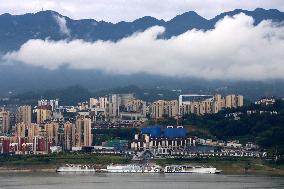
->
[150,94,244,119]
[0,93,246,156]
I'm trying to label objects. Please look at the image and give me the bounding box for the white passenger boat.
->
[101,164,162,173]
[56,164,96,172]
[164,165,221,174]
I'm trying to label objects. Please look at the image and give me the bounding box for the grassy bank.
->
[0,154,283,176]
[0,153,131,170]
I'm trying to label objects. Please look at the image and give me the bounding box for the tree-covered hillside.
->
[151,100,284,155]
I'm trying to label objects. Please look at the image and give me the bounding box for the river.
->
[0,172,283,189]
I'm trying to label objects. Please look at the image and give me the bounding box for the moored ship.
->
[56,164,96,172]
[101,164,163,173]
[164,165,221,174]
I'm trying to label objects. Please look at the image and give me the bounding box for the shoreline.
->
[0,155,283,176]
[0,167,283,176]
[0,168,56,173]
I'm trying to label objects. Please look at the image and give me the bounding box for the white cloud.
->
[3,14,284,80]
[0,0,283,22]
[53,14,70,36]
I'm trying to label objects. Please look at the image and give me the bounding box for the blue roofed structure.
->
[141,127,161,137]
[164,127,187,138]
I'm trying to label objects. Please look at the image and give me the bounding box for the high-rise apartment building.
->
[225,95,244,109]
[166,100,179,118]
[170,94,244,117]
[225,95,233,108]
[16,122,26,138]
[15,123,39,142]
[44,122,59,146]
[74,119,81,147]
[89,98,98,108]
[27,123,39,143]
[16,105,32,125]
[0,110,10,133]
[124,99,146,116]
[237,95,244,107]
[37,105,52,123]
[107,94,121,118]
[150,100,179,119]
[212,101,219,113]
[107,94,139,119]
[75,117,92,147]
[83,118,92,146]
[63,122,75,151]
[99,97,108,109]
[150,100,166,119]
[179,99,213,116]
[214,94,222,111]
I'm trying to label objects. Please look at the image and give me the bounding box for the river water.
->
[0,172,283,189]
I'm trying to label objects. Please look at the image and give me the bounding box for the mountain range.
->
[0,8,284,99]
[0,8,284,52]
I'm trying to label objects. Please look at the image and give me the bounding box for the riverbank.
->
[0,166,283,176]
[0,167,56,173]
[0,156,283,176]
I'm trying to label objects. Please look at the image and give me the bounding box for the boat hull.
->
[56,169,96,172]
[101,164,162,173]
[56,164,96,172]
[164,166,220,174]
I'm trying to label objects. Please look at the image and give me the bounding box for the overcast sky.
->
[0,0,283,22]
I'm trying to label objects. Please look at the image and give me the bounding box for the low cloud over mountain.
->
[4,13,284,80]
[53,14,70,36]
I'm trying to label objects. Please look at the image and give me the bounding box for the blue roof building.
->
[141,126,187,138]
[141,127,162,137]
[164,127,187,138]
